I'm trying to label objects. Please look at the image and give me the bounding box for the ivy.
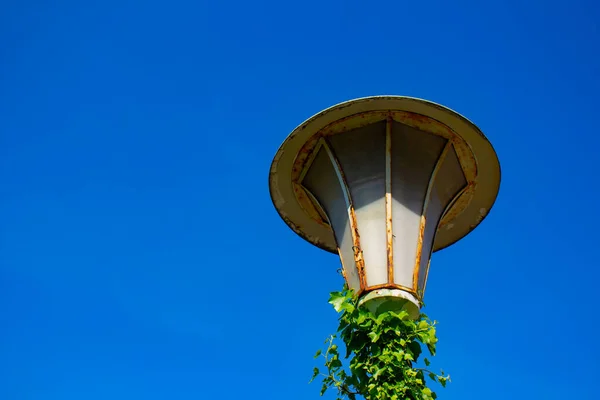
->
[310,287,450,400]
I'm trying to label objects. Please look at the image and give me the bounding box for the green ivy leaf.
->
[329,293,346,313]
[356,310,369,324]
[367,331,380,343]
[320,383,328,396]
[408,341,422,361]
[372,366,384,380]
[309,367,319,383]
[312,287,449,399]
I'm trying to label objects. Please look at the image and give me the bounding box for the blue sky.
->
[1,0,599,398]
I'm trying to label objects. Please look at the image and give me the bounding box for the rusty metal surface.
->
[440,183,472,228]
[293,139,331,227]
[292,183,328,226]
[269,96,501,256]
[412,216,426,290]
[361,283,420,303]
[385,115,394,285]
[322,140,367,292]
[413,142,450,290]
[290,111,478,241]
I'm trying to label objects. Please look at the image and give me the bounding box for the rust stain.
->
[414,141,449,291]
[323,138,367,292]
[402,112,433,126]
[350,209,367,292]
[288,109,478,272]
[321,112,387,136]
[360,283,419,300]
[452,137,477,182]
[393,111,455,138]
[279,213,332,253]
[336,246,350,285]
[440,183,473,227]
[293,183,328,227]
[385,115,394,285]
[413,215,426,290]
[291,134,321,182]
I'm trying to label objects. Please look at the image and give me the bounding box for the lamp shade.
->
[269,96,500,317]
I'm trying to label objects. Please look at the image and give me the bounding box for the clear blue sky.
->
[1,0,599,398]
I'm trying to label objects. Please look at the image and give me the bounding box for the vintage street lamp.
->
[269,96,500,318]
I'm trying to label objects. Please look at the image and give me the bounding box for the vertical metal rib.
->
[412,140,451,291]
[420,180,468,296]
[322,139,367,292]
[385,115,394,284]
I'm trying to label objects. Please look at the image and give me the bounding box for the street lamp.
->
[269,96,500,318]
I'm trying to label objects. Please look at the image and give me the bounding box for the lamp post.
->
[269,96,500,319]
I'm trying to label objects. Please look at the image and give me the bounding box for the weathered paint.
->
[269,96,501,301]
[291,110,478,237]
[363,282,418,298]
[358,288,420,319]
[323,139,367,292]
[413,141,451,290]
[412,216,426,291]
[440,182,473,228]
[293,183,328,226]
[385,115,394,285]
[291,111,480,299]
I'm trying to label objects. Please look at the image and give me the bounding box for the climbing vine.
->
[310,288,449,400]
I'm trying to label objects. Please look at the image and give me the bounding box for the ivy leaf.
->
[440,377,448,388]
[390,310,410,320]
[341,302,355,314]
[314,288,449,399]
[376,311,391,325]
[368,331,381,343]
[427,343,436,356]
[329,293,346,313]
[408,341,422,360]
[320,383,328,396]
[356,310,369,324]
[372,366,384,380]
[368,385,379,398]
[309,367,319,383]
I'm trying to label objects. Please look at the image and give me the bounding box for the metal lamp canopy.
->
[269,96,500,317]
